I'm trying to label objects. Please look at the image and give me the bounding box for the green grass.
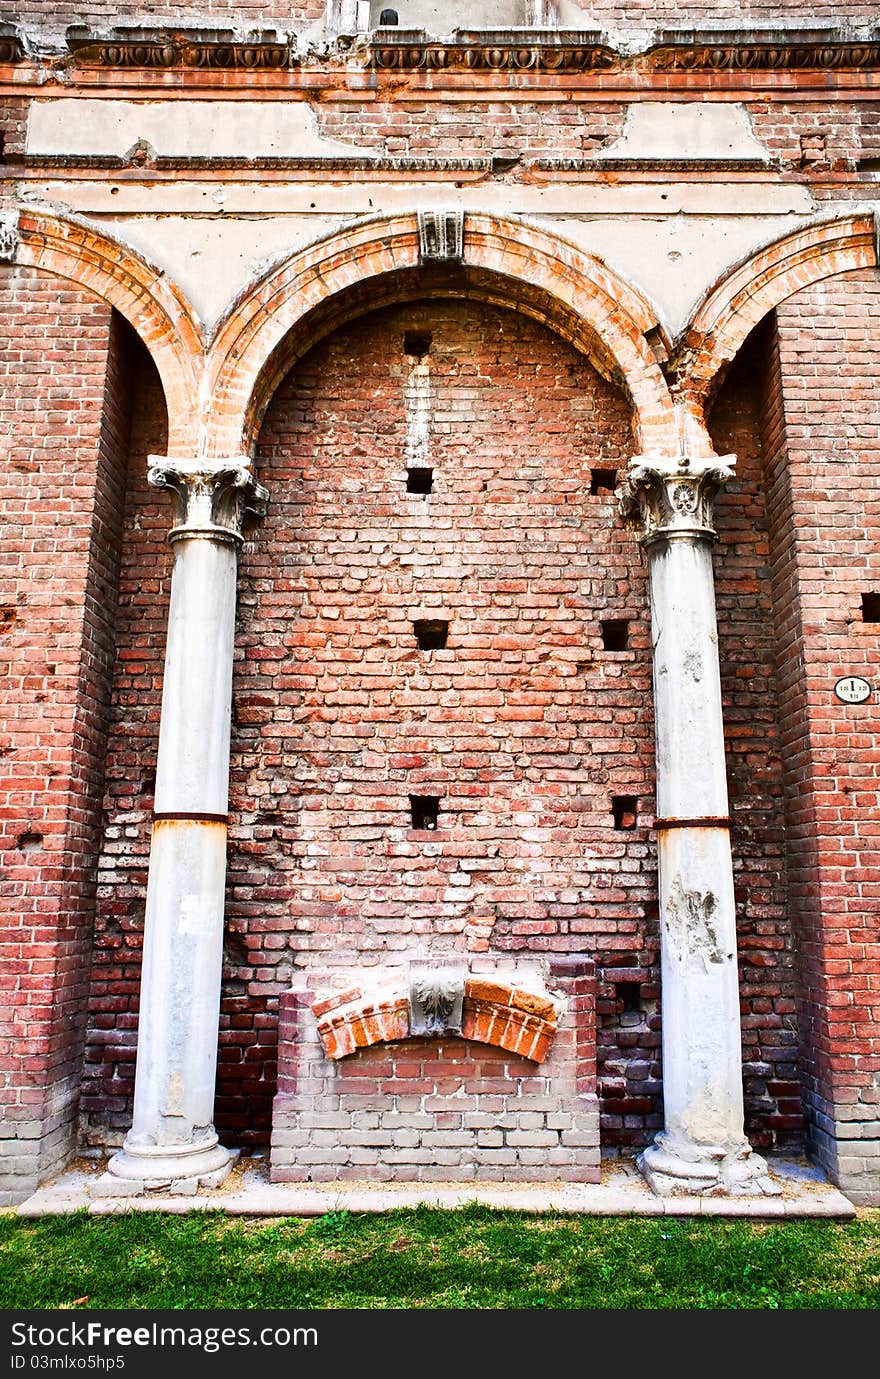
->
[1,1207,879,1309]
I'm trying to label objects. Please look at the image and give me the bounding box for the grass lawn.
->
[1,1206,879,1309]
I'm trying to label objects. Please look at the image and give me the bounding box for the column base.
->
[637,1132,781,1198]
[98,1136,239,1196]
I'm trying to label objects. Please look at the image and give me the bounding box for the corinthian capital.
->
[616,453,736,543]
[147,456,269,544]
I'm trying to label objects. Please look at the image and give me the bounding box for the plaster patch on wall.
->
[552,214,813,338]
[593,102,772,163]
[99,215,351,330]
[664,879,726,968]
[27,99,372,161]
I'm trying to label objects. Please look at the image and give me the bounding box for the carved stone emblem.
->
[408,962,465,1036]
[417,210,465,264]
[0,213,18,263]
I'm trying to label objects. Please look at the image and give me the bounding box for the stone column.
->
[618,454,776,1196]
[105,457,268,1191]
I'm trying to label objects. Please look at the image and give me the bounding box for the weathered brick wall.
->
[79,341,168,1144]
[271,959,598,1182]
[766,268,880,1203]
[2,3,326,34]
[316,102,625,159]
[0,270,131,1203]
[2,1,874,34]
[82,292,800,1158]
[710,333,802,1151]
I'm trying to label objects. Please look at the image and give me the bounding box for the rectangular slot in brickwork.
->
[410,795,440,830]
[601,618,630,651]
[616,980,641,1013]
[406,466,433,494]
[590,468,618,495]
[403,330,431,357]
[861,592,880,623]
[413,618,448,650]
[611,796,638,831]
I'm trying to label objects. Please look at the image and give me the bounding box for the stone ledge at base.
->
[12,1155,858,1220]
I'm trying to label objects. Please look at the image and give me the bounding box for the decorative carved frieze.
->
[147,456,269,544]
[617,453,736,544]
[38,29,880,76]
[67,33,291,70]
[0,213,18,263]
[369,41,616,72]
[649,42,880,72]
[417,210,464,263]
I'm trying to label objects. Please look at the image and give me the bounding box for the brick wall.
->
[271,958,598,1182]
[3,2,875,35]
[0,270,131,1203]
[766,268,880,1203]
[79,340,168,1145]
[82,291,801,1160]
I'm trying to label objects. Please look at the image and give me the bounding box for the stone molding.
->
[617,453,736,544]
[5,28,874,75]
[147,456,269,544]
[3,25,877,75]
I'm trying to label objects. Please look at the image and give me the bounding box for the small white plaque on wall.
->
[834,676,871,704]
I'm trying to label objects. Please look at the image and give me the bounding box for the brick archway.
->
[13,208,203,456]
[676,212,879,416]
[202,211,679,460]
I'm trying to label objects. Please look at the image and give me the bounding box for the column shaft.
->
[619,453,776,1196]
[107,458,266,1189]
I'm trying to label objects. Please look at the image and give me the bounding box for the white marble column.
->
[106,457,268,1190]
[618,454,777,1196]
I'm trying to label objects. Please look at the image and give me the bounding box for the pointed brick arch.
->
[676,213,879,416]
[202,211,679,460]
[14,208,203,456]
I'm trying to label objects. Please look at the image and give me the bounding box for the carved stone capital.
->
[617,453,735,544]
[147,455,269,545]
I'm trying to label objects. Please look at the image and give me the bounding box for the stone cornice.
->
[1,26,877,76]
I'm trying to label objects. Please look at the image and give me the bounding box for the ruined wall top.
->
[2,0,877,49]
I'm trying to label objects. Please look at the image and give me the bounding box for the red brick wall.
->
[82,292,802,1157]
[766,268,880,1199]
[80,341,168,1143]
[710,333,802,1149]
[0,270,131,1201]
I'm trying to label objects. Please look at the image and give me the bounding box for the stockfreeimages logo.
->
[10,1321,317,1360]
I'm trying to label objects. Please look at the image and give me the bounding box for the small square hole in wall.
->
[404,330,432,358]
[862,592,880,623]
[410,795,440,830]
[590,468,618,496]
[413,618,448,650]
[601,618,630,651]
[612,796,638,830]
[616,980,641,1014]
[406,466,433,495]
